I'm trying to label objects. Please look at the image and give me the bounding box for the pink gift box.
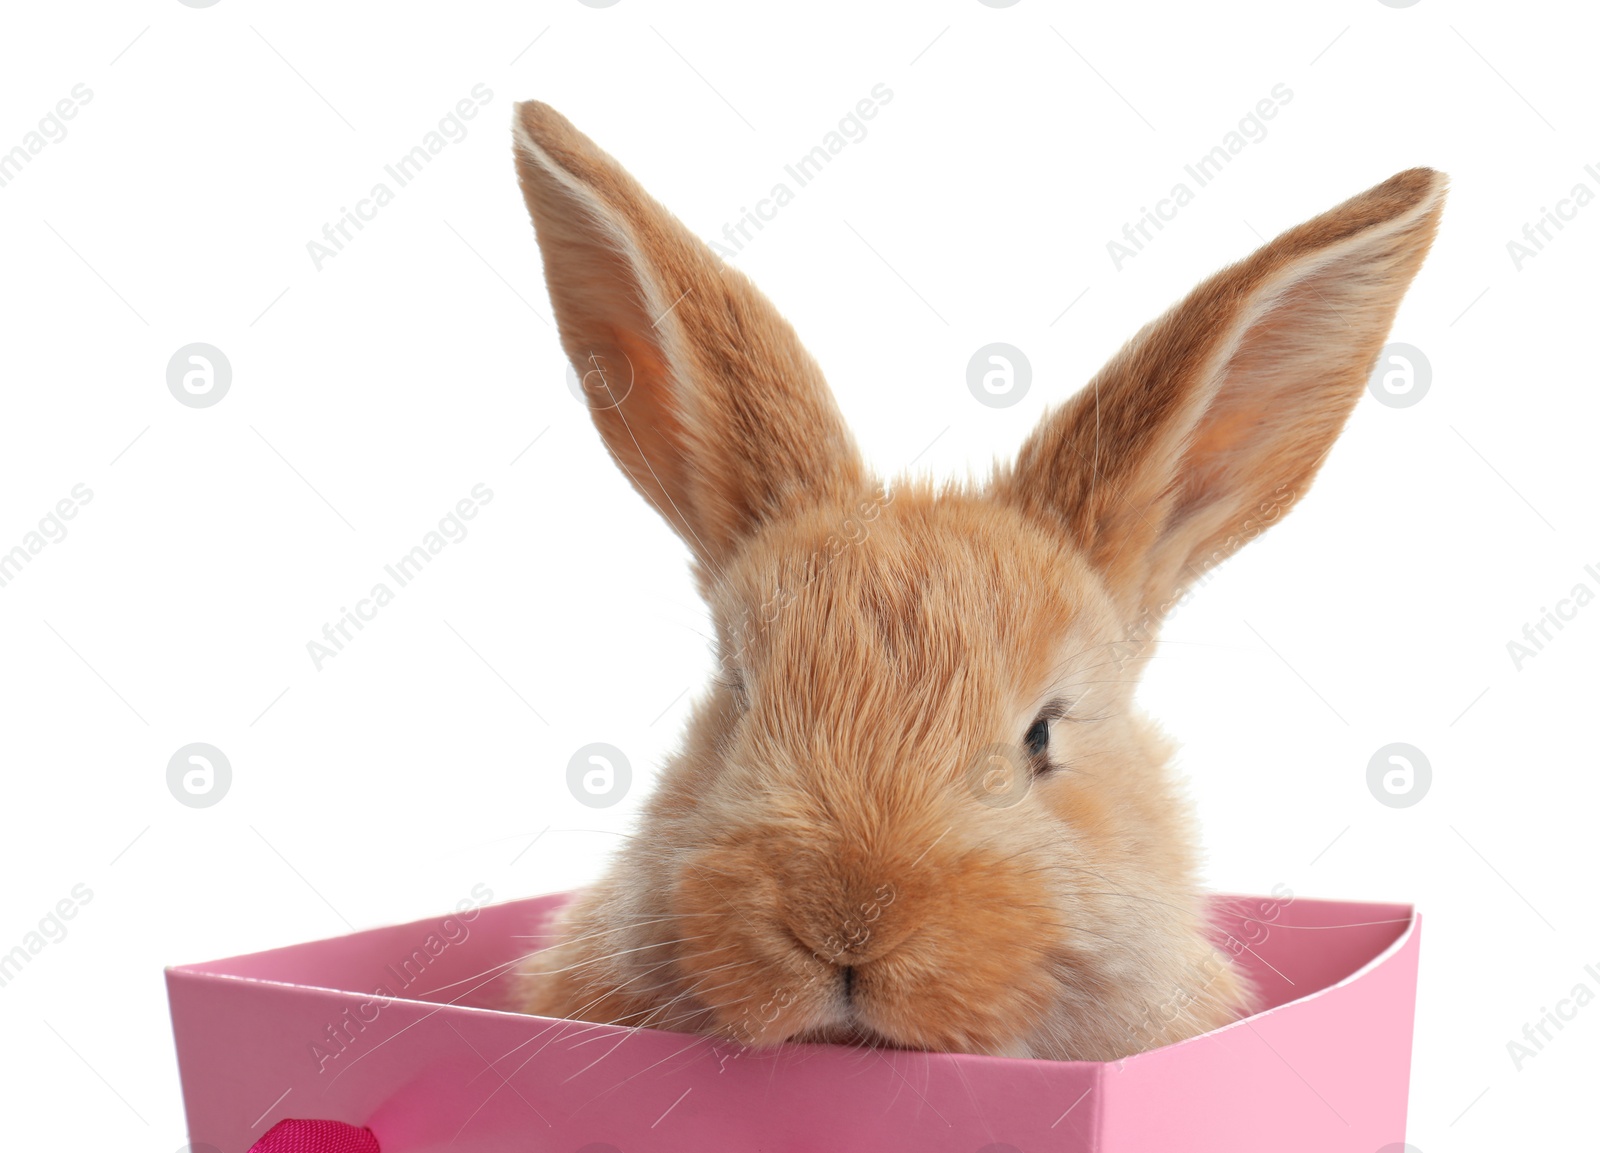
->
[166,891,1420,1152]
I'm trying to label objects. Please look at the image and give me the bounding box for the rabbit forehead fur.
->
[713,483,1116,748]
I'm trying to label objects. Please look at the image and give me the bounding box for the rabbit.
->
[507,99,1444,1061]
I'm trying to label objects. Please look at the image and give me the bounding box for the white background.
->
[1,0,1595,1149]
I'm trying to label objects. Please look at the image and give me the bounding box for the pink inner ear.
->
[1160,257,1399,569]
[581,323,692,524]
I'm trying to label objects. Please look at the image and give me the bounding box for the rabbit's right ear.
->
[511,102,865,579]
[998,168,1446,622]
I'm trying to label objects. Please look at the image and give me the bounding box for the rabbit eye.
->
[1023,699,1069,772]
[1024,717,1051,759]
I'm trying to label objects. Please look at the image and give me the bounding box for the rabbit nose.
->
[842,965,857,1002]
[785,920,842,964]
[785,909,900,968]
[781,880,905,966]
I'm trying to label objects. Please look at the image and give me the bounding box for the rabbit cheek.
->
[850,940,1057,1058]
[680,931,837,1047]
[671,868,838,1047]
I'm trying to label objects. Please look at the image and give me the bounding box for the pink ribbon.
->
[246,1119,380,1153]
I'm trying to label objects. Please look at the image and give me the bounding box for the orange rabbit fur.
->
[508,100,1444,1061]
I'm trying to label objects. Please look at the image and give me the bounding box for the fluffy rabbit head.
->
[510,101,1444,1060]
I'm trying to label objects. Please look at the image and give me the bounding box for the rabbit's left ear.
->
[511,102,865,579]
[997,168,1446,617]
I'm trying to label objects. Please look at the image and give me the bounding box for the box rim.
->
[166,890,1419,1072]
[1120,899,1419,1066]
